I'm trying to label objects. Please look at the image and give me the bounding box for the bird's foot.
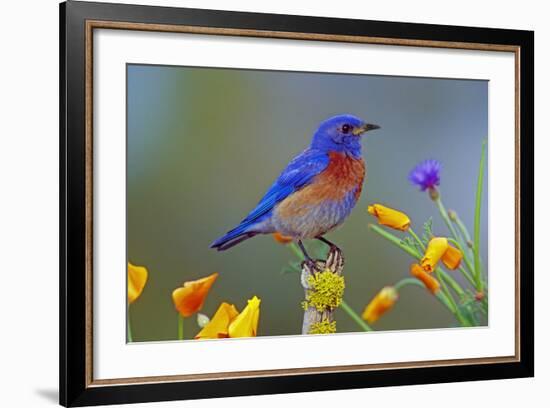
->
[301,259,321,289]
[325,246,344,275]
[302,258,322,273]
[315,237,342,259]
[300,247,345,289]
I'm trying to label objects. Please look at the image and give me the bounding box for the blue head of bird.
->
[310,114,380,158]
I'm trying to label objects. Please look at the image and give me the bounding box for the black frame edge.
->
[60,1,535,406]
[62,1,89,405]
[518,30,535,378]
[59,1,68,406]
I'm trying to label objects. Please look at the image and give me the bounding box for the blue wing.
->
[243,148,330,224]
[210,148,329,250]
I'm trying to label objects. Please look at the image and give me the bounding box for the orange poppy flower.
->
[195,296,261,339]
[195,302,239,339]
[442,245,463,270]
[410,263,440,294]
[368,204,411,231]
[128,262,148,304]
[172,272,218,317]
[362,286,398,324]
[228,296,261,338]
[421,237,448,272]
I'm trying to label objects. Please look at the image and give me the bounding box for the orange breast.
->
[276,152,365,218]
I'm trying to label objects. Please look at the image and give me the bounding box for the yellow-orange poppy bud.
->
[421,237,449,272]
[442,245,463,270]
[362,286,398,324]
[273,232,293,244]
[228,296,261,338]
[367,204,411,231]
[410,263,440,294]
[128,262,148,304]
[172,272,218,317]
[195,302,239,339]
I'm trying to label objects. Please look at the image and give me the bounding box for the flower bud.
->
[410,264,440,294]
[362,286,398,324]
[428,187,440,201]
[367,204,411,231]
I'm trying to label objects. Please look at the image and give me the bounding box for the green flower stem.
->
[449,213,478,279]
[447,237,476,288]
[481,295,489,314]
[453,215,473,250]
[435,199,465,248]
[127,306,133,343]
[435,197,461,244]
[435,291,457,314]
[288,242,371,332]
[436,268,471,326]
[289,241,305,260]
[457,265,477,289]
[436,268,465,297]
[408,228,426,251]
[369,224,419,258]
[436,268,457,312]
[394,277,456,316]
[178,314,184,340]
[341,300,372,332]
[447,237,475,280]
[435,198,476,277]
[394,277,425,291]
[478,297,488,315]
[473,141,487,291]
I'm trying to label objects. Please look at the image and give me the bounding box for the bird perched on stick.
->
[210,114,380,267]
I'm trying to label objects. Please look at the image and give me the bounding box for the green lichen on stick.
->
[300,246,346,335]
[303,269,345,312]
[308,319,337,334]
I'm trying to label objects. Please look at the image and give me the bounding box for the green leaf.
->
[456,295,484,326]
[280,261,302,275]
[473,140,487,291]
[402,236,421,253]
[421,217,433,245]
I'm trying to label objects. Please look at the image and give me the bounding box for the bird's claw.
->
[325,246,344,275]
[302,258,322,273]
[301,259,321,289]
[300,246,345,289]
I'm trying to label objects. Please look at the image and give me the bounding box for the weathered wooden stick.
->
[301,247,344,335]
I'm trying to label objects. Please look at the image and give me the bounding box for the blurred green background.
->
[127,64,488,341]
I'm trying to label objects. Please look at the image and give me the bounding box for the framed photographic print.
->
[60,1,534,406]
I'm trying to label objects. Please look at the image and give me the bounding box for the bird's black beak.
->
[353,123,381,135]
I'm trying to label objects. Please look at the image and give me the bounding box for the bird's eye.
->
[341,124,352,134]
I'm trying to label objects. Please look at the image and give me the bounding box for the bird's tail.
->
[210,224,258,251]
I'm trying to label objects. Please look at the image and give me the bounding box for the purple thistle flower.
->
[408,159,442,191]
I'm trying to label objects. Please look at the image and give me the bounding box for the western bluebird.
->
[210,114,380,263]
